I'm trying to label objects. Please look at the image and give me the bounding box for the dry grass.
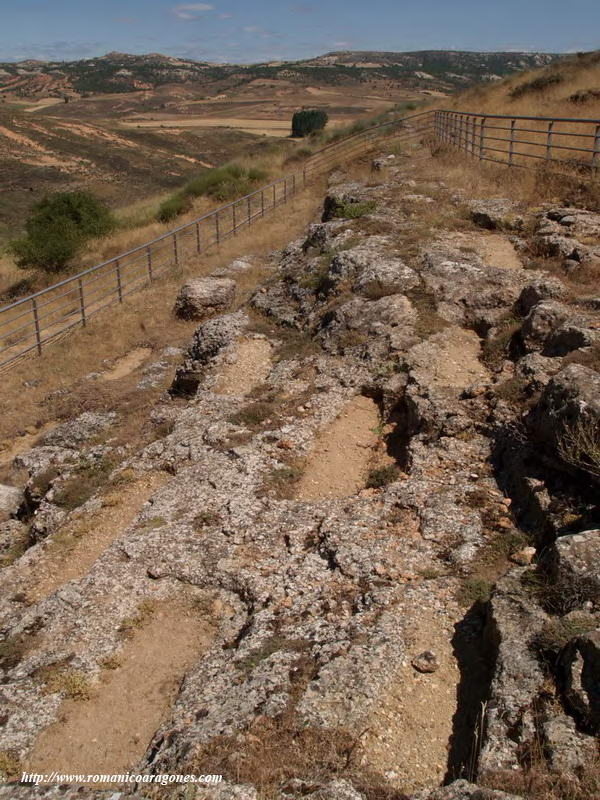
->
[558,416,600,480]
[193,707,407,800]
[0,185,325,446]
[482,750,600,800]
[446,51,600,122]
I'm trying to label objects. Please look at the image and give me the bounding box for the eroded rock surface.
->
[1,149,599,800]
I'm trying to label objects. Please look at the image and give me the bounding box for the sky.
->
[0,0,599,65]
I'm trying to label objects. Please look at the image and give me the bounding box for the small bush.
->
[264,463,304,499]
[291,109,328,138]
[39,666,91,700]
[10,191,114,273]
[229,401,275,429]
[558,416,600,480]
[457,577,493,606]
[333,201,376,219]
[156,193,192,222]
[53,456,115,510]
[509,73,563,99]
[530,613,597,664]
[365,464,400,489]
[0,751,21,781]
[157,164,268,222]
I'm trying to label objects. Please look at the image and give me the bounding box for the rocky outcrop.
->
[173,277,236,320]
[1,151,599,800]
[0,484,22,522]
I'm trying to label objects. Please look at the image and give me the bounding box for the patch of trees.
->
[291,109,328,138]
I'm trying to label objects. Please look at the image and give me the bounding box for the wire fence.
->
[435,110,600,172]
[0,110,434,371]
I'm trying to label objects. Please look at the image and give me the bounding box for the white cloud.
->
[333,40,351,47]
[243,25,262,33]
[173,4,214,20]
[218,12,233,19]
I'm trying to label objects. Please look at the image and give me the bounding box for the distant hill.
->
[0,50,565,99]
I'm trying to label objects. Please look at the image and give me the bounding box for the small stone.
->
[412,651,439,674]
[277,439,294,450]
[510,546,536,566]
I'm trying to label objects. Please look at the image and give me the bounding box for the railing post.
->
[195,222,201,253]
[247,196,252,226]
[215,211,220,244]
[232,202,237,236]
[261,189,265,216]
[146,246,153,281]
[479,117,486,160]
[31,297,42,356]
[471,116,477,157]
[77,278,86,327]
[173,234,179,266]
[509,119,516,166]
[303,167,307,186]
[116,260,123,303]
[546,121,554,163]
[592,124,600,172]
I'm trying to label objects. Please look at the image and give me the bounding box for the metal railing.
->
[0,110,435,371]
[435,110,600,172]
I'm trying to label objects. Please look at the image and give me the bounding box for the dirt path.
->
[101,347,152,381]
[28,599,214,776]
[295,395,386,501]
[214,337,272,395]
[364,604,460,791]
[28,472,168,603]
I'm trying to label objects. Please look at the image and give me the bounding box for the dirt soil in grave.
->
[295,395,392,500]
[214,337,273,396]
[27,472,169,603]
[28,599,215,777]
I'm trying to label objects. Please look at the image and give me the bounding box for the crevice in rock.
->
[445,601,498,783]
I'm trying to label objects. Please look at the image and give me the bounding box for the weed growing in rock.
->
[53,456,116,510]
[263,463,305,500]
[457,577,493,606]
[39,666,91,700]
[193,510,222,530]
[229,401,275,429]
[530,613,597,666]
[482,314,521,369]
[558,416,600,480]
[333,201,376,219]
[0,751,21,781]
[365,464,400,489]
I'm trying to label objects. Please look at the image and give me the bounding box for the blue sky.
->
[1,0,599,64]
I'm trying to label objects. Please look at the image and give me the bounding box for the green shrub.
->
[291,109,328,138]
[509,73,563,99]
[157,193,192,222]
[157,164,268,222]
[10,191,114,273]
[333,201,376,219]
[365,464,400,489]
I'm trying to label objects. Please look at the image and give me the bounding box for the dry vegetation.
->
[446,51,600,120]
[0,184,324,448]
